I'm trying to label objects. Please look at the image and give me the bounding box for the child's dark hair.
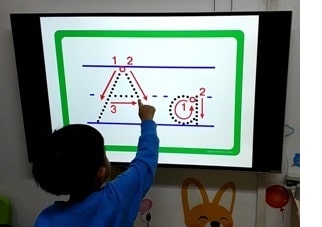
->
[32,124,105,196]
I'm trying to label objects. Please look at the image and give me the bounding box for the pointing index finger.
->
[138,99,143,107]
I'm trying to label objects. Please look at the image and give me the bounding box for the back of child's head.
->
[32,124,105,196]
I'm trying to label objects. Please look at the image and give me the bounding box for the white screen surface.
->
[40,15,258,168]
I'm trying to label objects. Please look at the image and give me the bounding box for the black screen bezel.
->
[10,11,292,172]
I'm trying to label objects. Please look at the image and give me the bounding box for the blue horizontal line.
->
[83,64,216,69]
[88,122,140,126]
[158,123,214,128]
[87,121,214,128]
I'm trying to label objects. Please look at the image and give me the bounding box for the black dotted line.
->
[169,95,199,125]
[96,72,140,122]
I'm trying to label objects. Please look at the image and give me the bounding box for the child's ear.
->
[97,166,108,183]
[98,157,111,183]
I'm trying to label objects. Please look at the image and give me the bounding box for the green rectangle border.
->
[54,30,244,156]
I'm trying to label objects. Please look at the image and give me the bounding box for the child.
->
[32,99,159,227]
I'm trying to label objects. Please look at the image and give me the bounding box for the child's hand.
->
[138,99,155,122]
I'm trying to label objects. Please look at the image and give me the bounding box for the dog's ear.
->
[212,181,236,215]
[181,178,209,217]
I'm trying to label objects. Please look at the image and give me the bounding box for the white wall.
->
[0,0,299,226]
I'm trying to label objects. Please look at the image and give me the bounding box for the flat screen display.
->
[10,11,292,172]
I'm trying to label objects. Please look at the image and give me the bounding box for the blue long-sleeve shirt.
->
[34,120,159,227]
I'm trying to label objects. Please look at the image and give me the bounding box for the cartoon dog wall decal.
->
[181,178,236,227]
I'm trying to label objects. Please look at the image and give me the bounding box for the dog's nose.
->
[210,221,220,227]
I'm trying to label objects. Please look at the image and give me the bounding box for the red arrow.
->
[200,98,205,118]
[110,101,137,105]
[130,71,147,100]
[174,100,194,120]
[100,70,116,100]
